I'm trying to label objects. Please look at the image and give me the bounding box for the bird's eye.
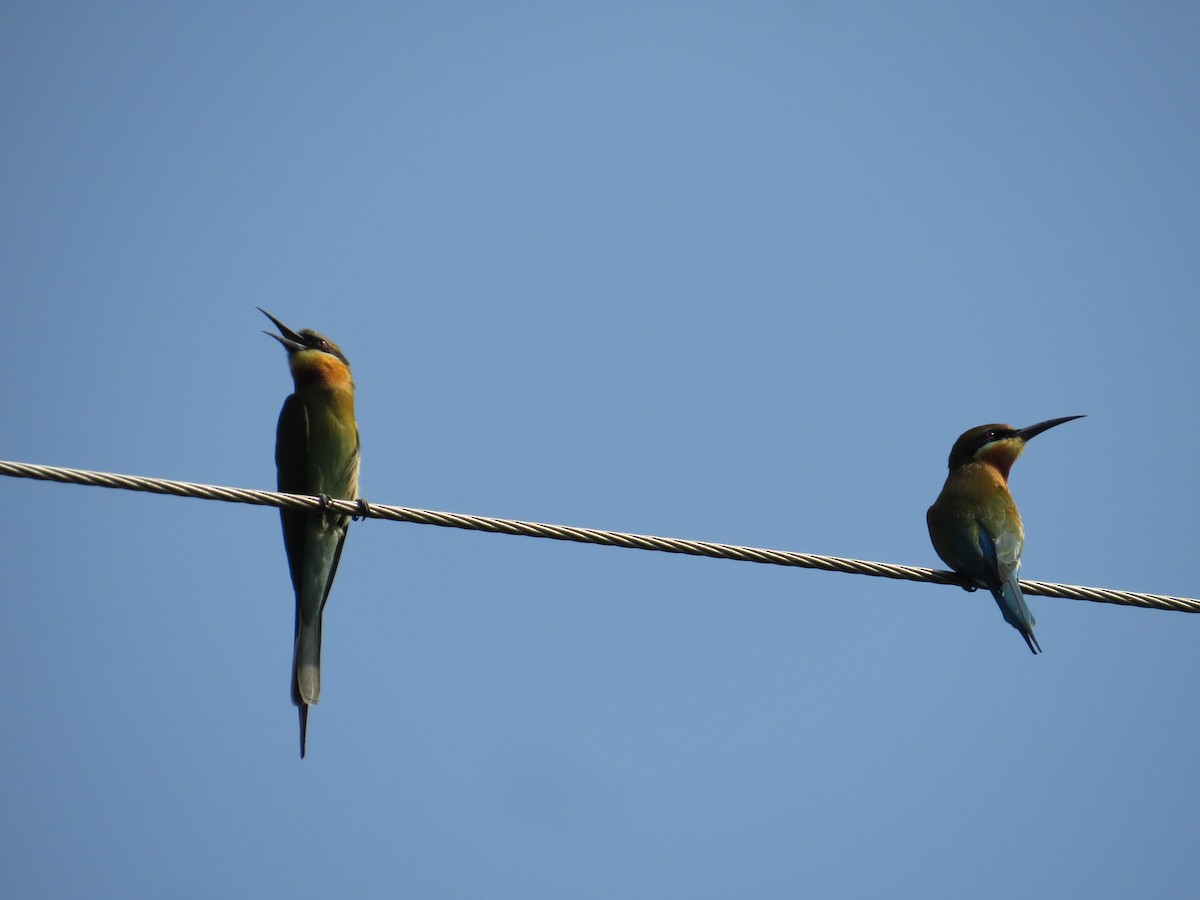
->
[983,430,998,442]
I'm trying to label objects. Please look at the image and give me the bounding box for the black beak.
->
[258,307,306,352]
[1017,415,1085,442]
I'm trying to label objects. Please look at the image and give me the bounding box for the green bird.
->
[260,308,361,757]
[927,416,1083,654]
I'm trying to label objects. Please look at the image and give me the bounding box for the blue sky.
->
[2,2,1198,897]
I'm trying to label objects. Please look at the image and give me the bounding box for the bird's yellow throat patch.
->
[290,349,354,392]
[976,438,1025,481]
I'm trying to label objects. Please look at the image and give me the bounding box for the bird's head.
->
[259,308,352,389]
[946,416,1084,479]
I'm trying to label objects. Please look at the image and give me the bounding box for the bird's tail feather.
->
[998,575,1041,655]
[293,618,322,706]
[293,621,320,758]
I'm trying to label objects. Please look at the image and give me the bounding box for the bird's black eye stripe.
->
[970,429,1004,455]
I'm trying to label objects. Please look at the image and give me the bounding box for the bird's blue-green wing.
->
[275,392,310,596]
[977,526,1041,653]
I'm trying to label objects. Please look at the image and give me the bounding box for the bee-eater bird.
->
[260,308,361,757]
[927,415,1083,654]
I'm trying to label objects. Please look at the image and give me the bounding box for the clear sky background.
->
[2,3,1198,898]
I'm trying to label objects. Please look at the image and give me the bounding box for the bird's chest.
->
[304,393,359,494]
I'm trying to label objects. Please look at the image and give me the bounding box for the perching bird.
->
[260,308,361,757]
[927,416,1083,654]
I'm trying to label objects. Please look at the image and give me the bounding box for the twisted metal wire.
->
[2,458,1195,614]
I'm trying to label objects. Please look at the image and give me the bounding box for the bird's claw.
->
[352,498,371,521]
[317,493,334,512]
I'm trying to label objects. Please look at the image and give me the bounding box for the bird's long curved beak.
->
[1018,415,1085,442]
[258,307,306,351]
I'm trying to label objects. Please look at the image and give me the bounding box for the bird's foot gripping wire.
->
[946,571,978,593]
[352,498,371,521]
[316,493,334,512]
